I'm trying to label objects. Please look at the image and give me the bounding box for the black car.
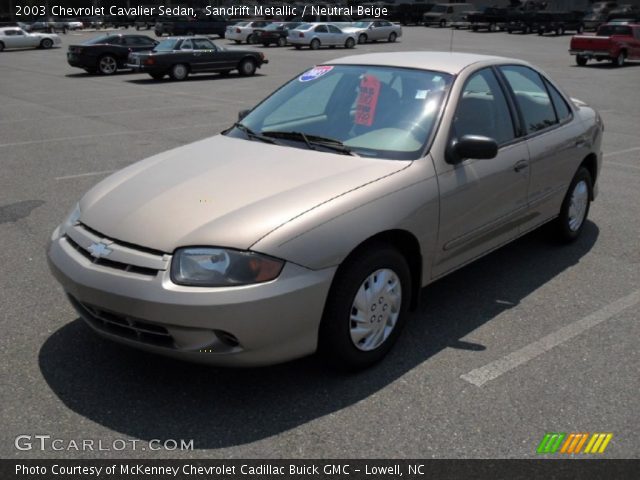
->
[127,36,268,81]
[67,34,158,75]
[535,11,585,35]
[468,7,510,31]
[395,3,435,25]
[254,22,302,47]
[154,16,228,37]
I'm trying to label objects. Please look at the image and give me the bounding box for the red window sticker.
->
[354,75,381,127]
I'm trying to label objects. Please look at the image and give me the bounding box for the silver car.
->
[48,52,603,370]
[342,19,402,44]
[287,23,357,50]
[0,27,60,51]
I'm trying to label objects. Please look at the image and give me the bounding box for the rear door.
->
[433,67,530,277]
[328,24,343,45]
[497,65,584,230]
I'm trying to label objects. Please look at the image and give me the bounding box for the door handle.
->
[514,160,529,172]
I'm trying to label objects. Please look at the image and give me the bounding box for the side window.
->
[453,68,516,145]
[137,36,156,46]
[315,25,328,33]
[544,80,571,122]
[500,65,557,134]
[193,38,215,50]
[328,25,341,33]
[180,39,193,50]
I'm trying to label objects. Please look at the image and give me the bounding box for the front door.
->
[432,67,530,278]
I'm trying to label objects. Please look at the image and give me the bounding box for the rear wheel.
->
[310,38,320,50]
[319,244,411,370]
[388,32,397,42]
[576,55,588,66]
[97,55,117,75]
[358,33,367,44]
[169,63,188,81]
[277,36,286,47]
[613,51,626,67]
[345,37,355,49]
[246,34,254,44]
[40,38,53,49]
[555,167,592,242]
[238,58,256,76]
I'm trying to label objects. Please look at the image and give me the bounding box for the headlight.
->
[63,203,81,229]
[171,247,284,287]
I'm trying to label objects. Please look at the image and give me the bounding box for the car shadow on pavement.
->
[125,73,267,84]
[39,221,598,449]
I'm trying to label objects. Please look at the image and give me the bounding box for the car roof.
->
[327,51,526,75]
[0,26,24,32]
[165,36,212,40]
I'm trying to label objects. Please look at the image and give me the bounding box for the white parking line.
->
[460,289,640,387]
[0,122,227,149]
[607,161,640,172]
[604,146,640,158]
[55,170,116,181]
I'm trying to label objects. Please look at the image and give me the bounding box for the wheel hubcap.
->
[349,269,402,351]
[568,180,588,231]
[174,65,186,78]
[100,57,116,73]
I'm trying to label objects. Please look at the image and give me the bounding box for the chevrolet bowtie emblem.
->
[87,242,112,258]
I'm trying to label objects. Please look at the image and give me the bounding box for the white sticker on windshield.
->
[415,90,430,99]
[299,66,334,82]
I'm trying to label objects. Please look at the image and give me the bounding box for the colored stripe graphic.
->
[560,433,589,454]
[537,433,566,454]
[584,433,613,454]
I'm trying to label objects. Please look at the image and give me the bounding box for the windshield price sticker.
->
[355,75,381,126]
[299,66,334,82]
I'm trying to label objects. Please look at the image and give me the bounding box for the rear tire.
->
[613,51,626,67]
[554,167,592,243]
[345,37,355,49]
[246,34,254,44]
[277,36,286,47]
[388,32,397,42]
[319,243,412,370]
[310,38,320,50]
[238,58,256,76]
[97,54,117,75]
[358,33,367,44]
[576,55,588,66]
[169,63,188,81]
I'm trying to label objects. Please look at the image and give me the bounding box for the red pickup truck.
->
[569,23,640,66]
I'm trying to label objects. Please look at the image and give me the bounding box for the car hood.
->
[79,135,409,253]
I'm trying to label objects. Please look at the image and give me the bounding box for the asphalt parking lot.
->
[1,26,639,459]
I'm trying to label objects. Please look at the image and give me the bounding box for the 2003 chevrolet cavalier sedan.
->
[48,52,603,369]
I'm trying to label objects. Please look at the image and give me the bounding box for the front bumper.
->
[47,227,336,366]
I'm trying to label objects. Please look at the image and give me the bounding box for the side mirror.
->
[447,135,498,164]
[238,109,250,121]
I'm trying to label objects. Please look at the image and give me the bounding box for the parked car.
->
[61,18,84,30]
[536,11,585,36]
[154,16,228,38]
[127,36,267,80]
[287,23,357,50]
[225,20,272,44]
[79,17,105,29]
[423,3,475,27]
[48,52,603,370]
[103,16,135,29]
[395,2,435,25]
[0,27,60,51]
[468,7,510,32]
[570,22,640,66]
[606,6,640,22]
[67,34,158,74]
[255,22,302,47]
[583,12,609,31]
[342,19,402,43]
[506,11,540,34]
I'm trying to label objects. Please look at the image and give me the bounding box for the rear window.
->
[597,25,632,35]
[83,35,114,45]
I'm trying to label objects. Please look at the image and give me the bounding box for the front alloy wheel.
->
[319,243,411,370]
[169,63,188,81]
[555,167,592,242]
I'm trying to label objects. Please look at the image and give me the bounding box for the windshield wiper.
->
[262,131,357,156]
[230,122,279,145]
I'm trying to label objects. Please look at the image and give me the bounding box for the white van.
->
[423,3,476,27]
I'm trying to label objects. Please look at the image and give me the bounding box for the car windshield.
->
[597,25,632,35]
[227,65,452,160]
[295,23,313,30]
[83,35,113,45]
[264,23,283,31]
[235,22,249,27]
[153,39,179,51]
[353,21,373,28]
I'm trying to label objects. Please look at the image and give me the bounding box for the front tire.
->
[238,58,256,76]
[40,38,53,49]
[358,33,367,44]
[319,244,411,370]
[169,63,188,81]
[555,167,592,242]
[277,37,286,47]
[613,51,626,67]
[345,37,356,49]
[388,32,397,42]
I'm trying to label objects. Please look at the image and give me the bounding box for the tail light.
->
[144,57,156,65]
[236,28,241,33]
[299,32,304,37]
